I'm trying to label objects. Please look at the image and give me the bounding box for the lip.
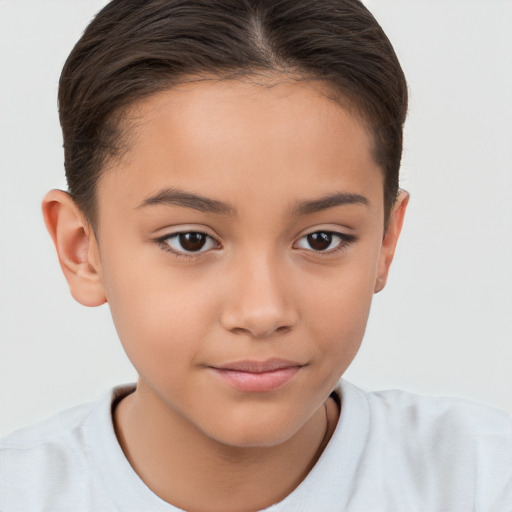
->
[209,358,304,393]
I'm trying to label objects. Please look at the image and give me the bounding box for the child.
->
[1,1,510,511]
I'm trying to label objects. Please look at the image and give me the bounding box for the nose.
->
[220,253,298,339]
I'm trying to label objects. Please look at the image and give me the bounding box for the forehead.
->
[124,78,370,156]
[98,78,383,219]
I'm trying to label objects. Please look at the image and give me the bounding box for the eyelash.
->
[294,231,356,255]
[156,231,220,259]
[155,230,356,258]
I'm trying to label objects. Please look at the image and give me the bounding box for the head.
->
[58,0,407,228]
[43,0,408,447]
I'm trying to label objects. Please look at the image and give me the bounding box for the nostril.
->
[227,324,292,339]
[230,327,249,336]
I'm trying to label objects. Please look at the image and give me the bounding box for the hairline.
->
[85,72,389,234]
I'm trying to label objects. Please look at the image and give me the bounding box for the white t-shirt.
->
[1,380,511,511]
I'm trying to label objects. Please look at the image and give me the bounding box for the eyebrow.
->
[137,187,236,215]
[293,192,369,215]
[137,187,368,216]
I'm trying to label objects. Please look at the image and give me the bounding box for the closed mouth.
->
[213,358,304,373]
[208,359,304,392]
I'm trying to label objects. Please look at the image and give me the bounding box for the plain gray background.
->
[1,0,511,435]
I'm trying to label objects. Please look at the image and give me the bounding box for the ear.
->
[42,190,107,307]
[374,190,409,293]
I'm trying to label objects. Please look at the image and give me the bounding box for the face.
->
[90,79,399,447]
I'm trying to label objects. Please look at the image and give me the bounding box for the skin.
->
[43,78,408,512]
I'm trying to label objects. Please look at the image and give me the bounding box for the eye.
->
[294,231,354,253]
[159,231,219,255]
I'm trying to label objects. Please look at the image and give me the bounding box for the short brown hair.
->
[59,0,407,226]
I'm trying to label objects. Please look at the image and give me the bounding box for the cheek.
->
[300,252,379,363]
[101,252,219,375]
[308,283,373,355]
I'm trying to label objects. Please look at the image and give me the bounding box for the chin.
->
[214,431,294,450]
[200,413,303,450]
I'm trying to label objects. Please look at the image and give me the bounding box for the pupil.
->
[179,232,206,251]
[307,232,332,251]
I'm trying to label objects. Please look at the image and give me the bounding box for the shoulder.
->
[0,399,96,482]
[0,402,94,510]
[339,381,512,510]
[361,384,512,436]
[0,388,128,512]
[0,400,94,448]
[339,380,512,427]
[339,380,512,457]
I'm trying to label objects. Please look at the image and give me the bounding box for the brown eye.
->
[178,232,207,251]
[306,232,333,251]
[294,230,355,254]
[162,231,218,255]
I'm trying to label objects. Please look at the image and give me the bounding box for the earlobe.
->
[42,190,107,307]
[374,190,409,293]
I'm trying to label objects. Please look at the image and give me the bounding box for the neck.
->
[113,383,339,512]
